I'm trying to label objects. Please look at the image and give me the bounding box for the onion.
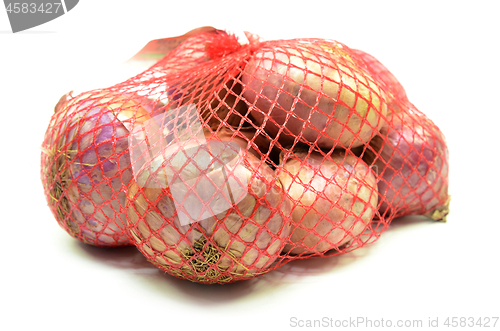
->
[127,125,292,283]
[363,108,450,220]
[241,39,388,150]
[40,90,163,246]
[277,149,378,256]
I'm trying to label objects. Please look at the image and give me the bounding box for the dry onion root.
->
[277,149,378,256]
[363,108,450,220]
[126,125,292,284]
[241,39,389,150]
[40,90,163,246]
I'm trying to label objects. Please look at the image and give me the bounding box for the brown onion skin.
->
[363,108,449,220]
[126,131,292,284]
[277,149,378,256]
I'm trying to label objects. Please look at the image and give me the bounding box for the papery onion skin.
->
[241,39,388,150]
[277,149,378,256]
[127,131,292,284]
[41,90,162,246]
[363,108,449,220]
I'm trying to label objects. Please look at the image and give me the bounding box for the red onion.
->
[277,149,378,256]
[41,90,163,246]
[241,39,388,150]
[127,121,292,283]
[363,107,450,220]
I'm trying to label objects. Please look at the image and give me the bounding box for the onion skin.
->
[241,39,388,150]
[363,108,449,220]
[41,90,162,246]
[277,149,378,256]
[127,131,292,284]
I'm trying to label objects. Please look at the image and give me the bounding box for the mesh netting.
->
[41,30,449,283]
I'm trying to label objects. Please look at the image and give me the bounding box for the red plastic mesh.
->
[40,30,449,283]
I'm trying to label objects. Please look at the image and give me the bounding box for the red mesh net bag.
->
[40,30,450,283]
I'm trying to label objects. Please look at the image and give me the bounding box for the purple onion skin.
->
[66,105,132,246]
[41,92,162,246]
[363,110,449,220]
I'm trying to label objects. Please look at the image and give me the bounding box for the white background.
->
[1,1,499,330]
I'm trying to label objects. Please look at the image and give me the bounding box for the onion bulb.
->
[41,90,163,246]
[363,108,450,220]
[277,149,378,256]
[127,127,292,283]
[242,39,388,150]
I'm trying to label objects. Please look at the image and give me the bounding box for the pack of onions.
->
[40,29,450,284]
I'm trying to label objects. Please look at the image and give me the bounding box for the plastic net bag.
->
[41,30,449,283]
